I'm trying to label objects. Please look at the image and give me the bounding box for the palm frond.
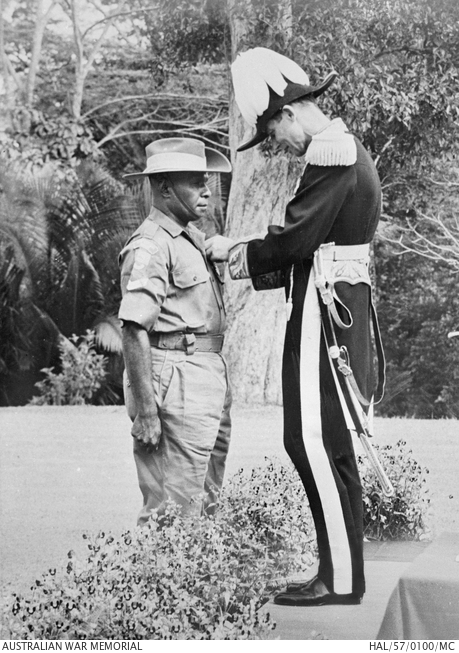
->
[94,316,123,353]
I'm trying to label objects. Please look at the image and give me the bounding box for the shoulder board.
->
[119,220,162,261]
[305,131,357,167]
[124,220,160,247]
[137,220,160,239]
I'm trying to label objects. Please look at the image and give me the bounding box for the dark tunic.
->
[244,136,382,597]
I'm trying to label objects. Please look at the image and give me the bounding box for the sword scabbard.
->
[358,428,395,498]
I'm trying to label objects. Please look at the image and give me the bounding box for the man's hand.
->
[131,412,162,450]
[205,235,235,262]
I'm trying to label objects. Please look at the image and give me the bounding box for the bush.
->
[0,463,317,640]
[220,460,317,575]
[29,331,108,405]
[0,449,430,639]
[358,439,431,541]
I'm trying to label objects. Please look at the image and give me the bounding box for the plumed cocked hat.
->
[231,47,337,152]
[124,137,231,179]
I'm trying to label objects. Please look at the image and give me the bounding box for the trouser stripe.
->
[299,270,353,594]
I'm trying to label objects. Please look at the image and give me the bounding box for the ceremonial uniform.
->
[228,118,383,598]
[210,47,387,604]
[119,207,231,523]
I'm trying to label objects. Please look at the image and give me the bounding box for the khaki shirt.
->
[118,208,226,335]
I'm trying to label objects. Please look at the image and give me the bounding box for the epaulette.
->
[137,220,160,239]
[305,120,357,167]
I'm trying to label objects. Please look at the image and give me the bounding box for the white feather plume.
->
[231,47,310,127]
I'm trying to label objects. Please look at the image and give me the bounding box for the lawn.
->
[1,405,458,594]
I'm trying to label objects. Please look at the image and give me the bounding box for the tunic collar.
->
[147,207,206,252]
[147,207,183,237]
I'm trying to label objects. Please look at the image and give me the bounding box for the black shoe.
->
[274,577,362,606]
[286,575,319,593]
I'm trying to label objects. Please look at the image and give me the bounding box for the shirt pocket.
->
[172,265,209,289]
[170,265,210,330]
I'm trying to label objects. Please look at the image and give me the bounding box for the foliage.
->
[141,0,229,71]
[0,247,31,395]
[1,0,231,176]
[380,159,459,280]
[376,246,459,418]
[227,0,459,409]
[1,514,274,639]
[0,460,317,640]
[3,0,458,180]
[235,0,459,204]
[0,159,142,404]
[221,460,317,574]
[3,0,459,414]
[0,449,431,639]
[358,439,431,541]
[29,331,109,406]
[3,0,458,184]
[4,108,100,171]
[0,153,229,405]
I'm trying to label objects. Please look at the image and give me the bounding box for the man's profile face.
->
[166,171,211,225]
[266,109,310,157]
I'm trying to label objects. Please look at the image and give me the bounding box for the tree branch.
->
[381,211,459,271]
[81,6,153,40]
[83,0,129,74]
[374,136,395,168]
[426,178,459,188]
[82,93,228,119]
[96,129,231,151]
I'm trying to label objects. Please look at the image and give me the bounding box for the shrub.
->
[220,460,317,575]
[358,439,431,541]
[0,449,430,639]
[0,504,283,640]
[0,463,317,640]
[29,331,108,405]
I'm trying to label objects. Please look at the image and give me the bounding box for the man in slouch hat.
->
[206,48,385,606]
[119,137,232,524]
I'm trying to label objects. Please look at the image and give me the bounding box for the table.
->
[377,532,459,639]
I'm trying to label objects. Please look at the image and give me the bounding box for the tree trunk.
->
[70,0,128,120]
[224,0,302,404]
[25,0,55,109]
[0,0,18,130]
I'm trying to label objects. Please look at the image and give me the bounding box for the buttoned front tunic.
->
[119,208,225,336]
[227,120,383,599]
[118,208,231,523]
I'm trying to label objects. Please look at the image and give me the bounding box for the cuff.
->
[252,270,286,291]
[118,293,159,332]
[228,243,250,279]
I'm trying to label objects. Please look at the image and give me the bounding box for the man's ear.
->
[158,176,171,197]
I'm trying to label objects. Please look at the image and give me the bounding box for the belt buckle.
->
[184,333,196,355]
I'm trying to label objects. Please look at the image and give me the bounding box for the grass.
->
[1,404,458,594]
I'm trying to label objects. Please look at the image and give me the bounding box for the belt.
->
[313,242,371,330]
[149,332,224,355]
[313,242,386,405]
[319,243,370,261]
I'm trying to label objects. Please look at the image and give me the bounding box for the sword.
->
[313,245,393,497]
[329,345,395,498]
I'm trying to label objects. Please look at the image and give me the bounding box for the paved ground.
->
[1,405,458,639]
[263,541,429,640]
